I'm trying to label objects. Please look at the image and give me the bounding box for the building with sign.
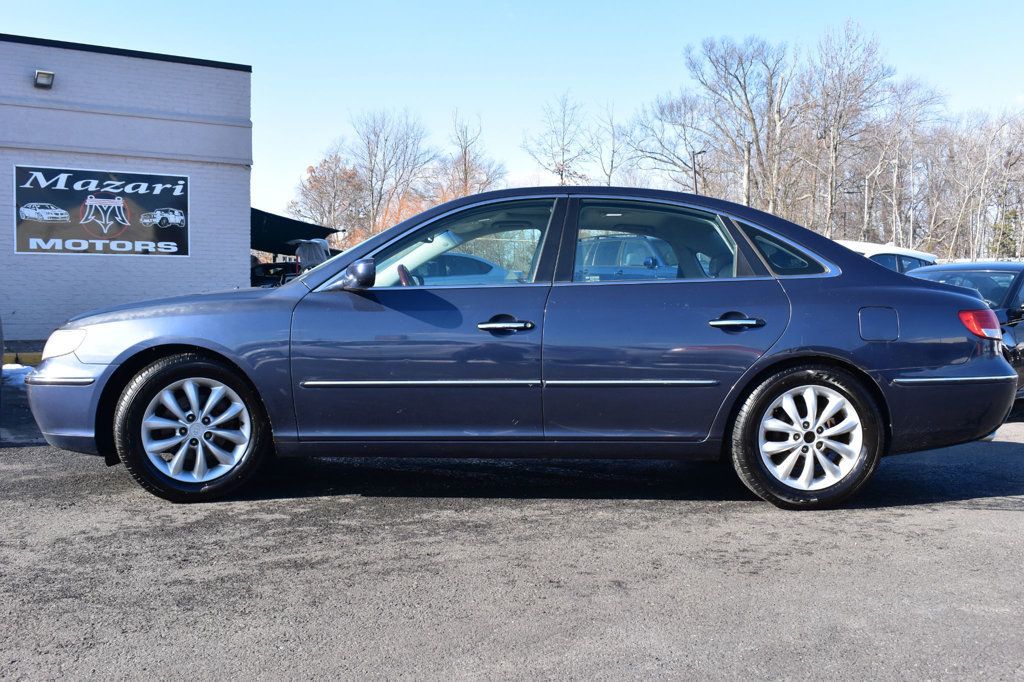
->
[0,34,252,341]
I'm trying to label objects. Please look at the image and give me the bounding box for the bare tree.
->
[286,142,365,249]
[348,109,436,237]
[285,25,1024,263]
[590,103,633,186]
[629,92,712,191]
[523,92,593,184]
[800,21,894,236]
[685,36,804,213]
[429,112,506,202]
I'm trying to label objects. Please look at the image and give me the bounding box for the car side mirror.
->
[326,258,375,292]
[643,256,658,269]
[1007,306,1024,323]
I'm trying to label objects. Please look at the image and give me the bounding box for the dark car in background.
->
[411,252,512,285]
[26,187,1016,509]
[251,261,301,287]
[911,262,1024,395]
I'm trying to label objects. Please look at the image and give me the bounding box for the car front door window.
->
[372,200,555,287]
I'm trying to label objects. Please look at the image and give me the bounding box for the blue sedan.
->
[27,187,1017,508]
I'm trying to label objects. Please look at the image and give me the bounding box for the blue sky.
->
[5,0,1023,213]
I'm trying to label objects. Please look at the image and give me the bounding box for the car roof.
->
[913,261,1024,273]
[836,239,937,261]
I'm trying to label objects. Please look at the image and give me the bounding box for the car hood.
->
[66,287,286,326]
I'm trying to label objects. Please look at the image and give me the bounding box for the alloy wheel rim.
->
[757,384,864,492]
[141,377,252,484]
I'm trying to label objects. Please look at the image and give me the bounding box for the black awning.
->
[251,208,339,255]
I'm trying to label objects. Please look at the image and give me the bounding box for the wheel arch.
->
[715,353,892,461]
[95,343,274,463]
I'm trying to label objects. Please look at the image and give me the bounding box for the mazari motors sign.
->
[14,165,189,256]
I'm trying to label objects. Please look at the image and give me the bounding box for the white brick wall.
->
[0,38,252,341]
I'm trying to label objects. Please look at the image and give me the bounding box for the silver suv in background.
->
[140,208,186,228]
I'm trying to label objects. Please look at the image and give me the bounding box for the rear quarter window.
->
[740,224,826,276]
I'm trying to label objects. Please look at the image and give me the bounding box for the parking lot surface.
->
[2,421,1023,679]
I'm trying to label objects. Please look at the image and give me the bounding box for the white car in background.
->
[18,203,70,223]
[837,240,937,273]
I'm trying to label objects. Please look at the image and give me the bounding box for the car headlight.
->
[42,329,87,360]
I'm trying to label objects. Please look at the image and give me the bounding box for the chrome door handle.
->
[709,318,765,329]
[477,320,535,332]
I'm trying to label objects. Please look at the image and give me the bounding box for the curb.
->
[3,352,42,365]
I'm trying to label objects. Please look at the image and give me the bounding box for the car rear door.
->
[541,197,791,441]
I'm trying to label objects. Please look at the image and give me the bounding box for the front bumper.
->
[26,354,116,455]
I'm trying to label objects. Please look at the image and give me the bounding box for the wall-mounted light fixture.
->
[34,70,55,89]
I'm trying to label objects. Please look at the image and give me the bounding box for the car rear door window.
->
[571,201,742,282]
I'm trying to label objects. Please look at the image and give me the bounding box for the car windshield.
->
[911,269,1018,307]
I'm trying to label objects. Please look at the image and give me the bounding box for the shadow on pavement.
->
[1006,401,1024,424]
[853,440,1024,509]
[239,439,1024,508]
[0,378,45,446]
[243,457,755,503]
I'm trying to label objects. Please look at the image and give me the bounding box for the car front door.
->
[542,198,791,441]
[290,197,565,441]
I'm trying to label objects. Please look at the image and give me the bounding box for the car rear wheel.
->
[113,353,270,502]
[730,365,883,509]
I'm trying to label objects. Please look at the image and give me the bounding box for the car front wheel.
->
[730,365,884,509]
[113,353,270,502]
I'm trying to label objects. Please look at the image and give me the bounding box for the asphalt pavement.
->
[1,404,1023,678]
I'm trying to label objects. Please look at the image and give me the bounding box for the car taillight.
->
[958,309,1002,340]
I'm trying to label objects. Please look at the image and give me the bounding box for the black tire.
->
[113,353,271,502]
[729,364,884,510]
[158,217,169,227]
